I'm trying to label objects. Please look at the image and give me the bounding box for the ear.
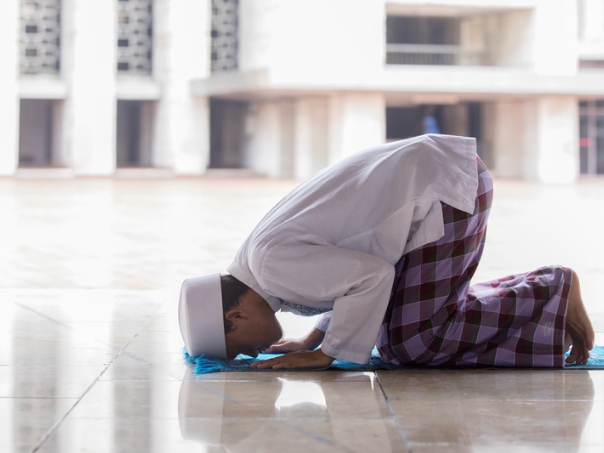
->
[225,308,249,322]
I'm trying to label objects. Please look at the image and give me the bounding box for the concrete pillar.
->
[51,101,67,167]
[139,102,157,167]
[493,97,578,183]
[481,102,497,170]
[442,104,468,137]
[0,1,19,175]
[529,97,579,183]
[242,100,295,178]
[294,97,329,179]
[492,101,529,179]
[244,101,281,177]
[153,0,211,175]
[62,0,117,175]
[328,93,385,165]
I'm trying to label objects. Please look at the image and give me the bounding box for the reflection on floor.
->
[1,177,603,452]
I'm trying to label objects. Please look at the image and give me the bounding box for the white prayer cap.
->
[178,274,227,358]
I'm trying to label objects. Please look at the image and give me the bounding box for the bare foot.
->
[565,270,595,365]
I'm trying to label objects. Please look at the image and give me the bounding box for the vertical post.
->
[153,0,211,175]
[328,93,386,164]
[529,96,579,183]
[63,0,117,175]
[0,1,20,175]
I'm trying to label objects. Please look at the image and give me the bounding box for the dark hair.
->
[220,274,250,334]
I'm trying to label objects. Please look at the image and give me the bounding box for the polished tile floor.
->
[1,176,603,452]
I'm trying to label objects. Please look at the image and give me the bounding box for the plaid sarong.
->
[377,156,571,368]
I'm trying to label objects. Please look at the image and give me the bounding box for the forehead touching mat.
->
[183,346,604,374]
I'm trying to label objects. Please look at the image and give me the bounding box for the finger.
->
[578,346,590,365]
[566,345,579,364]
[253,359,284,369]
[264,345,287,353]
[566,342,590,365]
[250,358,276,368]
[577,343,589,364]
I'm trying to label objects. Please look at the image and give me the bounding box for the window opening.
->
[209,99,247,168]
[116,100,155,167]
[19,99,54,167]
[386,16,463,66]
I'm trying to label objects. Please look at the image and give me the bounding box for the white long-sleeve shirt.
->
[226,135,478,364]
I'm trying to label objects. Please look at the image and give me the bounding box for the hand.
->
[250,349,334,370]
[264,338,311,354]
[264,327,326,354]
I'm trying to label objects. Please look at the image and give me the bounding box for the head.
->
[220,274,283,359]
[178,273,282,359]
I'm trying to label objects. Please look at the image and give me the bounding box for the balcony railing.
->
[386,44,484,66]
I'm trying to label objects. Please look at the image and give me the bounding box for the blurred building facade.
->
[1,0,604,182]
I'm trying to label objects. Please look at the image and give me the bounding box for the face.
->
[224,303,283,359]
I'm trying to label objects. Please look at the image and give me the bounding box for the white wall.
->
[153,0,211,175]
[239,0,386,81]
[0,1,19,175]
[532,0,578,75]
[578,0,604,59]
[238,0,279,72]
[486,11,533,67]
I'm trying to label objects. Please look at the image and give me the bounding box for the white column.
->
[243,101,281,177]
[63,0,117,175]
[328,93,385,165]
[529,96,579,183]
[492,101,532,178]
[294,97,329,179]
[153,0,211,175]
[0,1,20,175]
[493,97,579,183]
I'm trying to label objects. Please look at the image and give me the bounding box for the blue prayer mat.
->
[183,345,604,374]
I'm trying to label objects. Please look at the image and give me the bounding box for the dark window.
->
[386,16,465,66]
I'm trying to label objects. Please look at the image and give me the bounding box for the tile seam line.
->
[375,371,413,453]
[11,299,160,364]
[29,303,164,452]
[28,333,140,453]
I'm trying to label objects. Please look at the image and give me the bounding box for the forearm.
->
[303,327,326,350]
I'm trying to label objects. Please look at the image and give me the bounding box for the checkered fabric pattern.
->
[377,157,571,368]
